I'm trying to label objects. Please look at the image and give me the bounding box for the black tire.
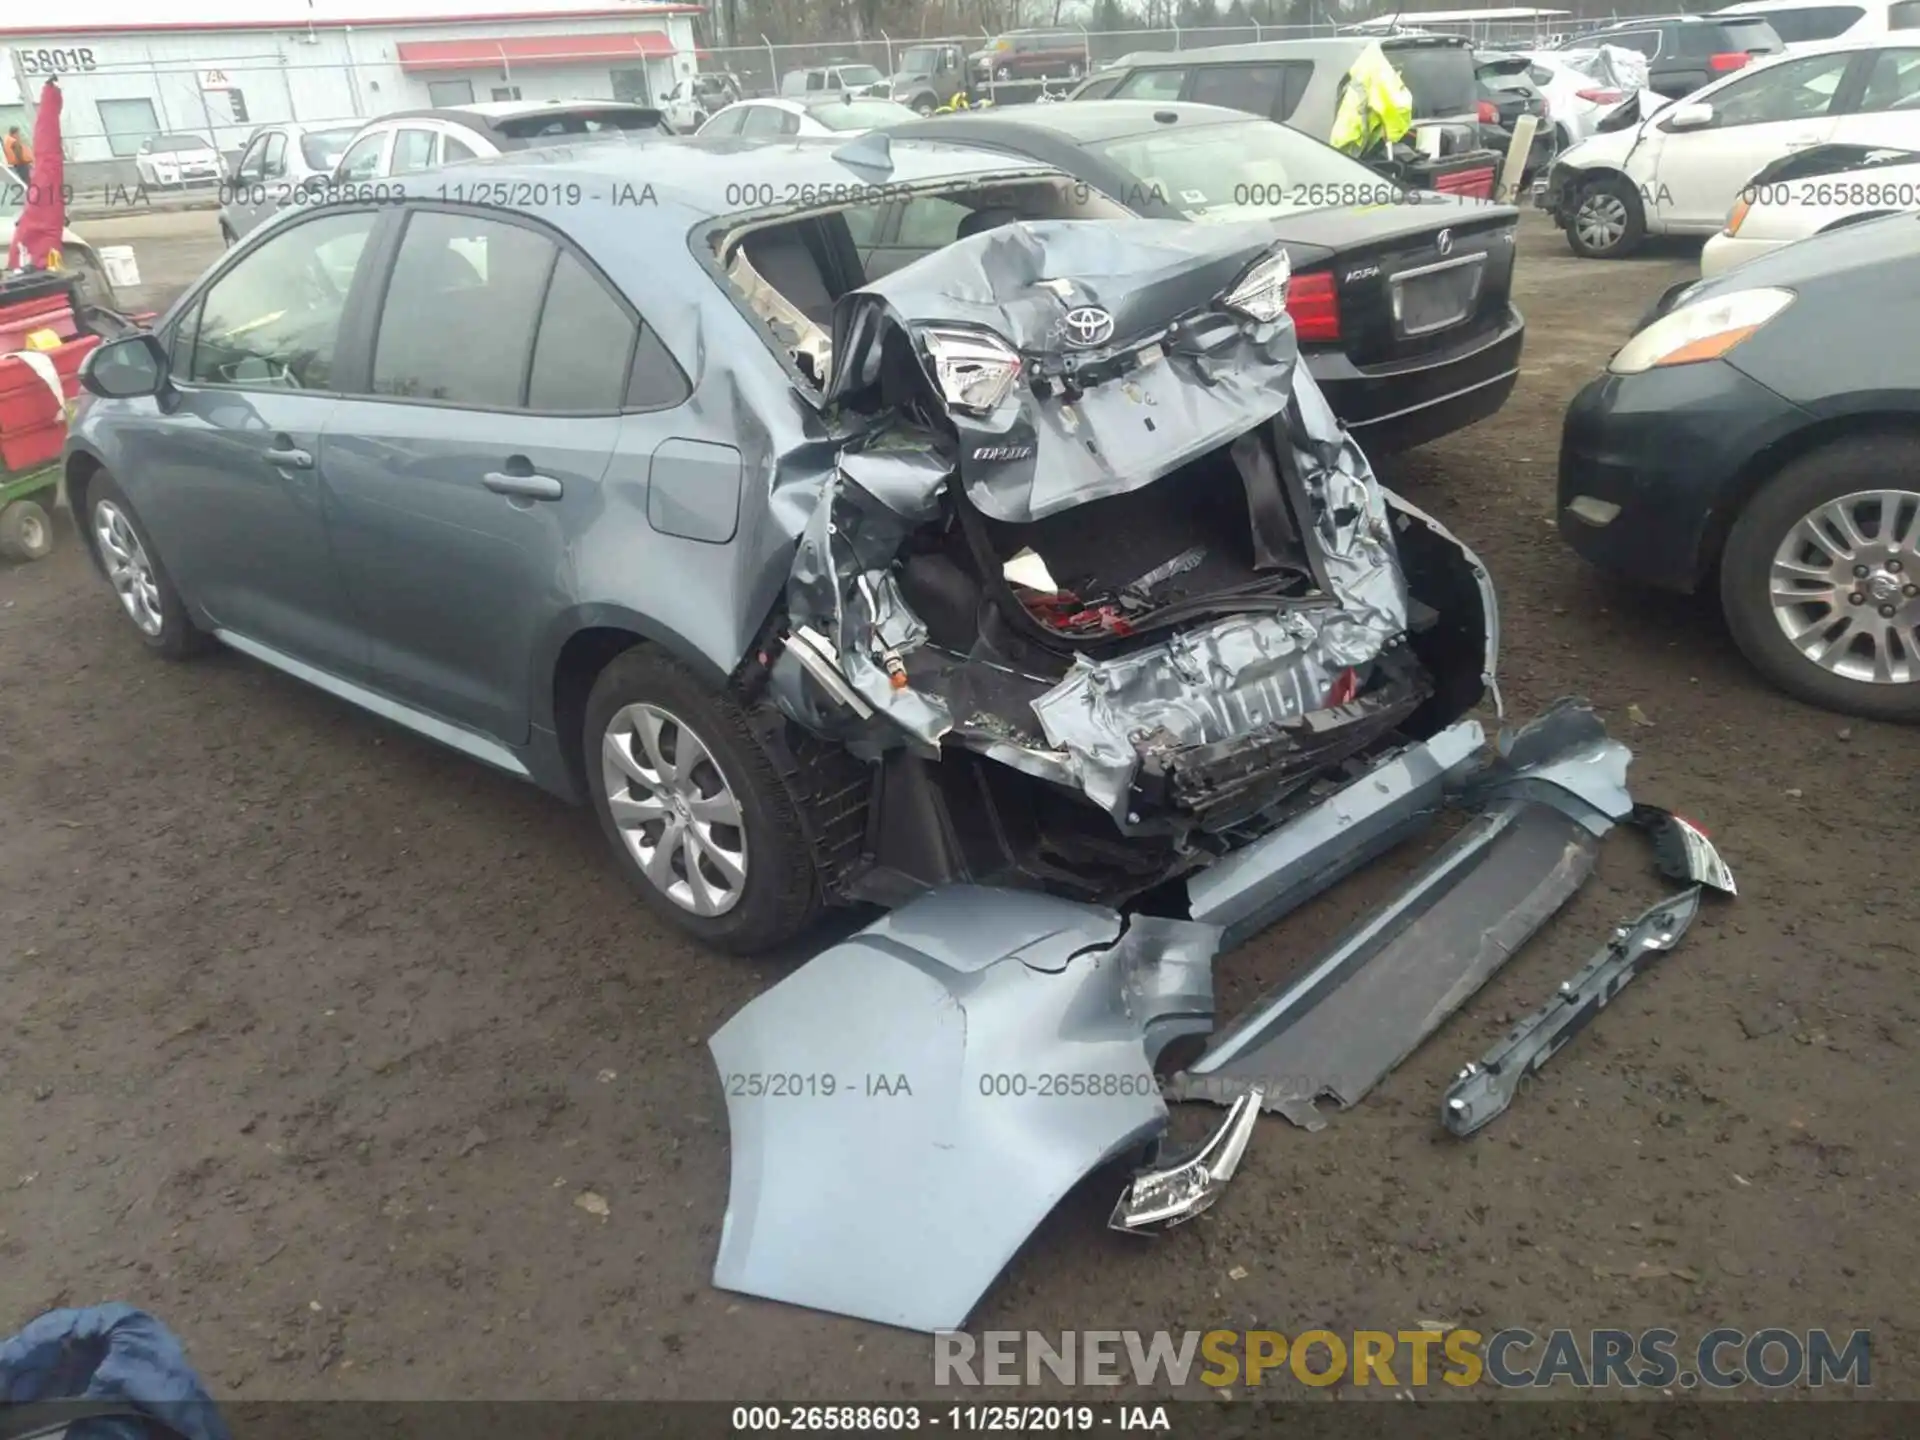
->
[1719,435,1920,722]
[82,471,213,660]
[1565,173,1645,260]
[0,498,53,561]
[583,647,822,954]
[913,95,936,115]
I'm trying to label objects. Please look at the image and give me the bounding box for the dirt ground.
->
[2,210,1915,1402]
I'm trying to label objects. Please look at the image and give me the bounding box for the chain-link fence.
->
[695,17,1612,99]
[20,14,1646,190]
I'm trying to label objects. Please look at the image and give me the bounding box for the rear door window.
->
[1896,0,1920,28]
[526,251,638,413]
[1188,62,1313,121]
[1112,68,1188,101]
[371,211,557,407]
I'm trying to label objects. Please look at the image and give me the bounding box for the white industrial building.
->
[0,0,704,165]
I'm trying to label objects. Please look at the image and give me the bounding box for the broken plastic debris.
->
[1002,548,1058,593]
[574,1191,610,1218]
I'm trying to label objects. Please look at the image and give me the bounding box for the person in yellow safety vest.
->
[4,127,31,187]
[1329,42,1413,160]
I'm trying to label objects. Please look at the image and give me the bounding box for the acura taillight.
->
[1286,270,1341,343]
[1576,86,1624,103]
[1476,99,1499,123]
[1709,51,1750,72]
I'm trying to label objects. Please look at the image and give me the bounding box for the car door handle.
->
[265,443,313,469]
[483,470,564,501]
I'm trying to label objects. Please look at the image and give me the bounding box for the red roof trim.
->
[396,30,677,69]
[0,8,700,37]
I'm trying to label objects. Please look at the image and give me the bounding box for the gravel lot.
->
[2,210,1915,1400]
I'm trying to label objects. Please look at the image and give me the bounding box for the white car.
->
[329,100,669,184]
[133,134,223,188]
[1522,49,1647,145]
[1541,38,1920,257]
[1701,141,1920,271]
[1714,0,1920,54]
[696,95,918,139]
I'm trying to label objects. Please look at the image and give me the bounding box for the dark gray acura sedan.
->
[67,135,1496,953]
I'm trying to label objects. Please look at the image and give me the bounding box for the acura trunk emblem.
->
[1062,306,1116,348]
[1436,229,1453,255]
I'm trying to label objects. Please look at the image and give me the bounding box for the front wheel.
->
[1565,174,1645,259]
[913,95,936,115]
[1720,436,1920,721]
[584,648,824,953]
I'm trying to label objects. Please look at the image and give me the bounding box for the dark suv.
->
[970,30,1090,83]
[1554,15,1784,98]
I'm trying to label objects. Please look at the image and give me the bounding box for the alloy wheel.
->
[1574,191,1627,252]
[600,702,750,917]
[1768,488,1920,685]
[94,499,164,637]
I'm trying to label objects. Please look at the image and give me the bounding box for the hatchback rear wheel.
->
[584,648,821,953]
[1720,436,1920,721]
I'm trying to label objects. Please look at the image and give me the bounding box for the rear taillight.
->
[1575,87,1624,103]
[1286,270,1341,343]
[1709,51,1750,72]
[1476,99,1499,123]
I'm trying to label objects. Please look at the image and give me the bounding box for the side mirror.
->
[81,333,169,400]
[1665,101,1714,131]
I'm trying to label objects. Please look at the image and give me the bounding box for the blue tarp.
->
[0,1305,229,1440]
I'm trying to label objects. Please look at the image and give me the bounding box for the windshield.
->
[838,65,884,85]
[899,46,944,72]
[811,98,916,131]
[1089,117,1406,222]
[1385,43,1480,117]
[301,127,358,170]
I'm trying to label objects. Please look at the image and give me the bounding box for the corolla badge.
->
[1062,306,1116,349]
[1436,229,1453,255]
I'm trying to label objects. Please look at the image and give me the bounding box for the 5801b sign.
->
[20,47,101,75]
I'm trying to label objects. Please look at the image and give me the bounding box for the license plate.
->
[1391,255,1486,338]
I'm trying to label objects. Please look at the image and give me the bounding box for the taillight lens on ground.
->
[1709,51,1750,72]
[1286,269,1341,343]
[1476,99,1499,123]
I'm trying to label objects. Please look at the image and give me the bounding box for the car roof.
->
[1099,32,1473,69]
[423,133,1056,219]
[896,98,1255,145]
[372,100,661,128]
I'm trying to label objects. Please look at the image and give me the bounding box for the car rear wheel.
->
[913,95,936,115]
[584,648,822,954]
[1720,437,1920,721]
[1566,175,1645,259]
[84,473,213,660]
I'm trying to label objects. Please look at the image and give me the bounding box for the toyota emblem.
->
[1062,306,1116,349]
[1436,229,1453,255]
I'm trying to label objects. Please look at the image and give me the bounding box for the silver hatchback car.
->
[217,122,361,244]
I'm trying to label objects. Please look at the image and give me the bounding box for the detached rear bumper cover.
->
[708,886,1221,1333]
